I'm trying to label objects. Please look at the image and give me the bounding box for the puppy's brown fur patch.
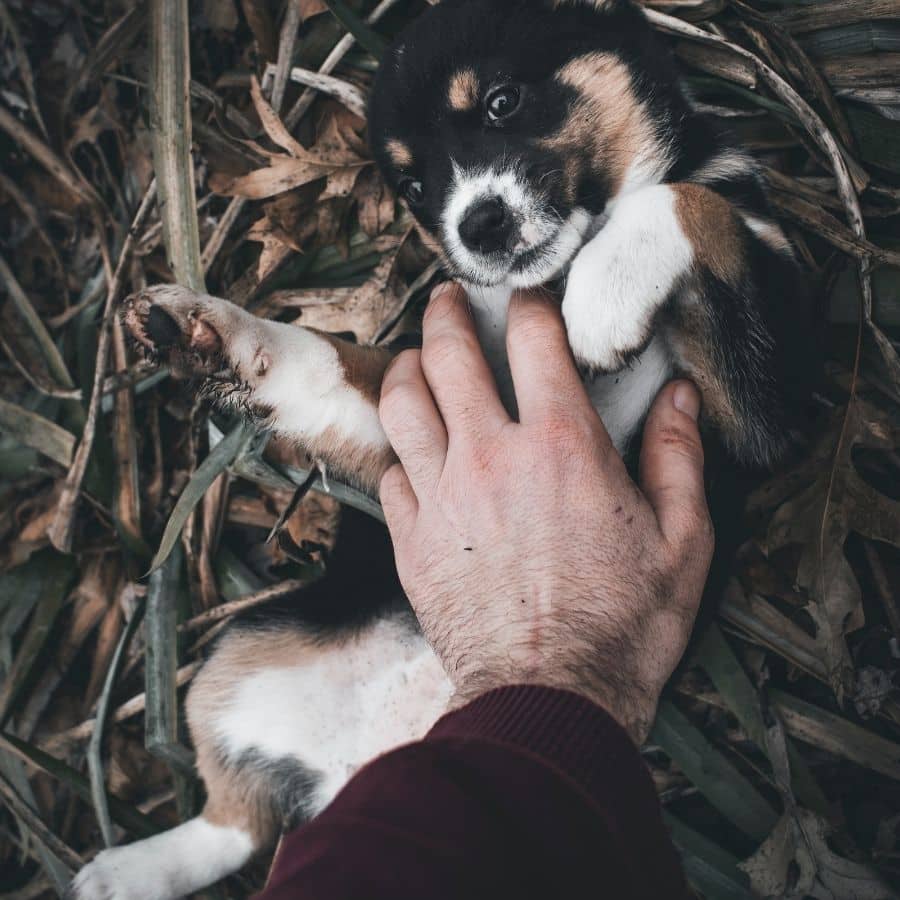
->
[447,68,479,112]
[543,52,662,197]
[385,138,413,168]
[665,301,740,442]
[312,331,393,406]
[673,183,745,287]
[187,630,327,846]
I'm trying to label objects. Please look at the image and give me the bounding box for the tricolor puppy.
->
[71,1,811,897]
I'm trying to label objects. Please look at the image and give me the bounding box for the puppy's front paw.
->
[67,846,166,900]
[562,251,654,374]
[122,284,229,379]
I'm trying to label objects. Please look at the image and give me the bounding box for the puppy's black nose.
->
[458,197,513,254]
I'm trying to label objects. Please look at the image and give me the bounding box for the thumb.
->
[639,381,712,550]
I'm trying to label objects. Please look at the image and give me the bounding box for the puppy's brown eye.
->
[486,86,521,123]
[401,179,425,205]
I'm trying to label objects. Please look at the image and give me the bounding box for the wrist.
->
[450,672,659,745]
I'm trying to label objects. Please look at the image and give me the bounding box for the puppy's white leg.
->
[562,183,694,373]
[67,817,254,900]
[123,286,396,495]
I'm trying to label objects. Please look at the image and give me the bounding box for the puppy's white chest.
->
[465,283,673,453]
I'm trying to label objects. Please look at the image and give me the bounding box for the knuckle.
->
[378,364,416,425]
[423,285,463,324]
[672,508,715,562]
[421,331,468,374]
[654,423,704,464]
[378,465,407,507]
[537,411,599,453]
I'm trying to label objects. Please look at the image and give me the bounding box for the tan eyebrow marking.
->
[542,51,661,196]
[385,138,414,168]
[448,68,479,112]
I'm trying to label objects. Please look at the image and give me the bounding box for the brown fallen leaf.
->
[767,397,900,700]
[740,809,895,899]
[353,167,397,237]
[266,230,418,342]
[298,0,328,20]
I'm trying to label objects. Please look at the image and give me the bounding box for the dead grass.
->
[0,1,899,897]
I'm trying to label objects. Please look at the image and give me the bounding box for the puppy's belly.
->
[586,335,673,451]
[209,615,453,814]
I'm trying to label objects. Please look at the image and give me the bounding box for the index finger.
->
[506,290,600,427]
[420,283,510,439]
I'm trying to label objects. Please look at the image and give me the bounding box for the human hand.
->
[378,283,714,744]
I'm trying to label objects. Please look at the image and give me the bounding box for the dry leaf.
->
[249,75,306,158]
[353,168,396,237]
[321,165,365,200]
[210,155,335,199]
[767,398,900,699]
[740,809,895,899]
[298,0,329,20]
[269,232,413,342]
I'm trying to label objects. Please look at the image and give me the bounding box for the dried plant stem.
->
[0,256,75,392]
[48,182,158,553]
[178,578,311,633]
[281,66,367,117]
[269,0,302,115]
[111,316,144,550]
[149,0,204,292]
[201,197,247,274]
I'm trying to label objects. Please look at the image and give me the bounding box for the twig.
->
[284,0,405,131]
[0,773,82,872]
[276,65,368,118]
[178,578,312,633]
[201,196,247,274]
[269,0,302,114]
[42,663,202,749]
[48,181,158,553]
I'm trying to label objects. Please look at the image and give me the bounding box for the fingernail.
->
[430,282,456,303]
[673,382,700,421]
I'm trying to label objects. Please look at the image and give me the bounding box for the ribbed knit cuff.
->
[426,685,644,802]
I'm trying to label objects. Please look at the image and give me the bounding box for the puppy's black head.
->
[368,0,678,288]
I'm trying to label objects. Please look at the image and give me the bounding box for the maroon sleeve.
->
[259,686,691,900]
